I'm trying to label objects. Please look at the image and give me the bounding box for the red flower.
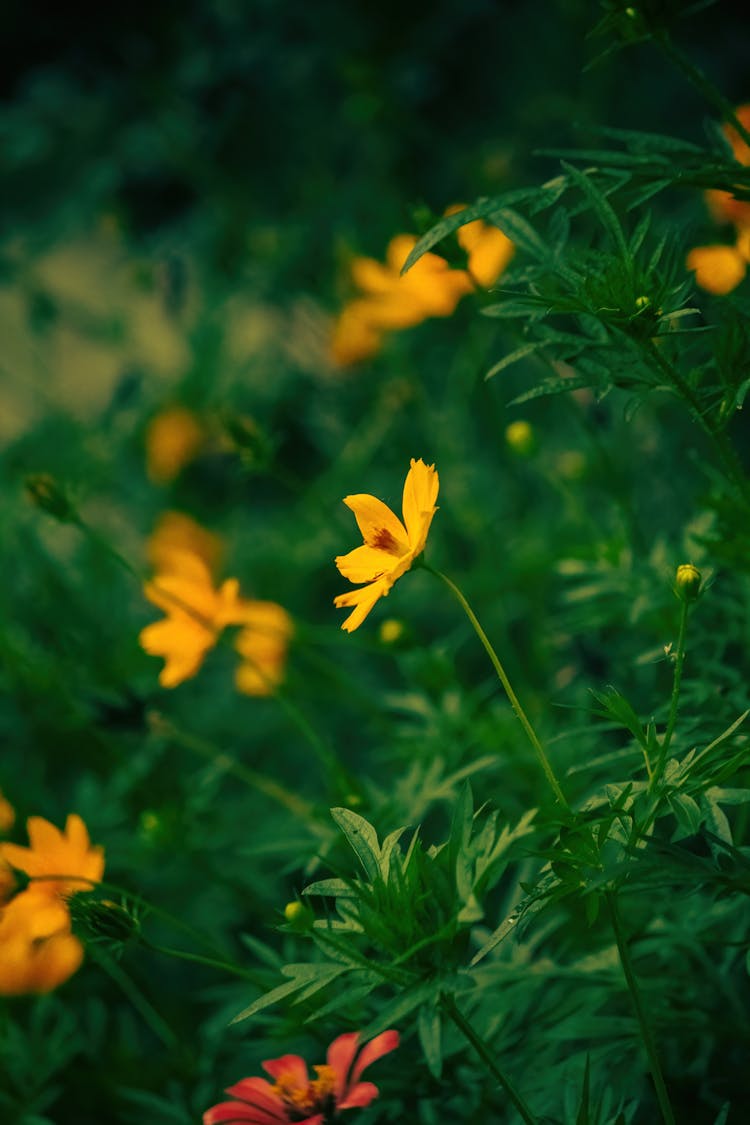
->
[204,1030,399,1125]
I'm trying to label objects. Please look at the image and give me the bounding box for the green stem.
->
[140,937,267,986]
[441,993,538,1125]
[655,599,690,783]
[654,31,750,151]
[91,947,178,1049]
[148,713,324,831]
[606,892,675,1125]
[644,342,750,512]
[426,565,569,810]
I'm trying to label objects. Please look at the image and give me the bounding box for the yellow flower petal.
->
[335,544,402,584]
[343,494,409,552]
[334,580,391,632]
[401,458,439,551]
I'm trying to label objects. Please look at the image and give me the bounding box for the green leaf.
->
[561,161,629,264]
[231,962,348,1024]
[508,375,603,405]
[575,1055,591,1125]
[484,343,543,381]
[303,877,358,898]
[331,807,381,880]
[418,1003,443,1078]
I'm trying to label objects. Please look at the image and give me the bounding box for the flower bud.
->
[505,420,536,457]
[675,563,702,603]
[24,474,77,522]
[379,618,405,645]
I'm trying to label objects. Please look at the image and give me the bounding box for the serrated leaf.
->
[561,161,629,264]
[508,375,603,405]
[484,343,543,380]
[331,807,381,880]
[231,963,347,1024]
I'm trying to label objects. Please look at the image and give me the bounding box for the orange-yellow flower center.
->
[272,1064,336,1117]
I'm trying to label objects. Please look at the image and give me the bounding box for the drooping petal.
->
[138,619,211,688]
[401,459,439,552]
[224,1077,289,1120]
[334,579,390,632]
[342,494,408,552]
[334,545,400,584]
[337,1081,380,1110]
[326,1032,361,1101]
[348,1029,400,1087]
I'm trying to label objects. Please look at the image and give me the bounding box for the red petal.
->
[337,1081,379,1110]
[349,1030,400,1086]
[261,1054,308,1087]
[224,1078,287,1119]
[326,1032,360,1099]
[203,1099,283,1124]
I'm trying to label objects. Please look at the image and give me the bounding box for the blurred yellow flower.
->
[234,601,294,696]
[140,552,252,688]
[0,891,84,995]
[331,211,514,366]
[0,814,104,898]
[0,789,15,833]
[147,510,223,576]
[141,526,292,692]
[446,204,515,288]
[146,406,205,484]
[0,813,103,995]
[331,234,472,367]
[334,458,438,632]
[688,106,750,293]
[686,241,748,295]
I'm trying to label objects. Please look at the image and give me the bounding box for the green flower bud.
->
[675,563,702,603]
[505,420,536,457]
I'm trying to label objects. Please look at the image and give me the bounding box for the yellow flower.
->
[146,511,223,576]
[446,204,515,288]
[0,814,104,898]
[334,458,439,632]
[0,789,15,834]
[140,552,251,688]
[331,235,472,366]
[0,890,84,995]
[146,406,205,484]
[686,242,747,295]
[234,601,294,696]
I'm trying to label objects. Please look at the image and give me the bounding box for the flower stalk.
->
[426,565,570,811]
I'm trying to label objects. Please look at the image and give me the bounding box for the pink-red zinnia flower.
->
[204,1029,399,1125]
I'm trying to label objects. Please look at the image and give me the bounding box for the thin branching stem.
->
[441,993,538,1125]
[606,892,676,1125]
[425,564,570,811]
[653,30,750,151]
[655,598,690,783]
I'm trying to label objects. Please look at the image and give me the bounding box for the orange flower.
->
[334,458,438,632]
[446,203,515,288]
[146,406,205,484]
[0,891,84,995]
[0,788,15,833]
[147,510,223,576]
[686,242,748,295]
[140,552,252,688]
[688,106,750,291]
[234,601,294,696]
[204,1030,399,1125]
[0,814,104,898]
[331,234,472,366]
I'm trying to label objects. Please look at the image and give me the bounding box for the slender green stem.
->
[655,599,690,783]
[441,993,538,1125]
[426,565,569,810]
[644,342,750,512]
[148,712,324,830]
[606,892,675,1125]
[91,946,179,1049]
[140,937,267,986]
[654,31,750,151]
